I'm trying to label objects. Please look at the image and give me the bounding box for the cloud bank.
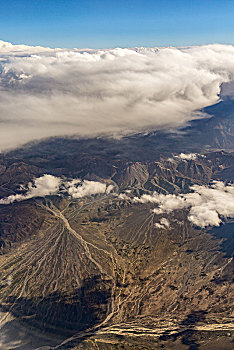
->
[0,175,112,204]
[134,181,234,227]
[1,40,234,150]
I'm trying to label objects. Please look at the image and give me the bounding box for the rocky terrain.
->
[0,98,233,349]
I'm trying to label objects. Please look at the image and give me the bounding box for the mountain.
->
[0,98,233,349]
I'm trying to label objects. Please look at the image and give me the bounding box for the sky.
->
[0,0,234,48]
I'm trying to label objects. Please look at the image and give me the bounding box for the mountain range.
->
[0,97,233,349]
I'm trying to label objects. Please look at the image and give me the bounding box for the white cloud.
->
[155,217,170,229]
[0,175,113,204]
[175,153,198,160]
[0,41,234,150]
[168,153,206,162]
[0,40,54,54]
[106,184,114,194]
[65,179,112,198]
[0,175,62,204]
[134,181,234,227]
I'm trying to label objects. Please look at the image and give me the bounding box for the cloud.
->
[0,174,62,204]
[175,153,198,160]
[118,191,132,200]
[65,180,113,198]
[0,175,113,204]
[168,153,205,162]
[0,40,54,54]
[155,218,170,229]
[0,41,234,150]
[134,181,234,227]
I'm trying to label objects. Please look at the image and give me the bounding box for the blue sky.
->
[0,0,234,48]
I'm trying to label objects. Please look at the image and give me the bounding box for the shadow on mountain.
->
[0,275,112,348]
[208,222,234,258]
[159,310,208,350]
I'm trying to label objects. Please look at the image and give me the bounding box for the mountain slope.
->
[0,98,233,349]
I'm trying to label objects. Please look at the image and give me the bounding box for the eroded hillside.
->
[0,145,233,349]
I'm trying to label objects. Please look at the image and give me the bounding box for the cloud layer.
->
[0,175,112,204]
[134,181,234,227]
[1,40,234,150]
